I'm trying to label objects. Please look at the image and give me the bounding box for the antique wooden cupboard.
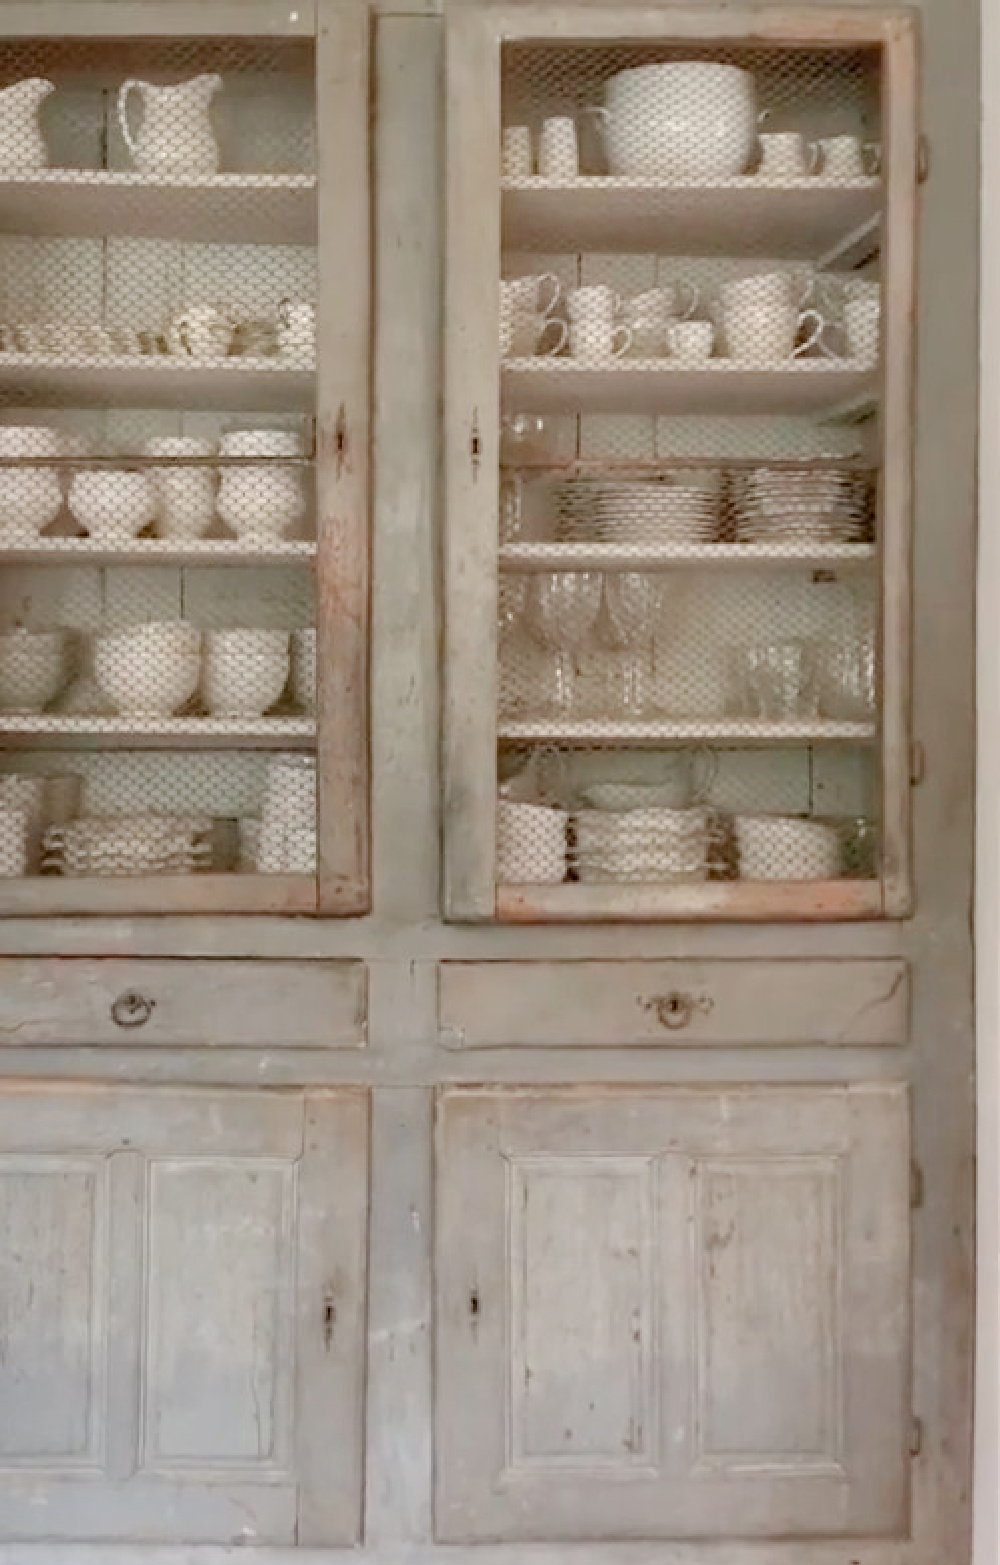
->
[0,1,975,1564]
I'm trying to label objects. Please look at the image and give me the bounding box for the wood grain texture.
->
[438,957,909,1048]
[436,1083,910,1542]
[316,0,372,915]
[497,880,883,922]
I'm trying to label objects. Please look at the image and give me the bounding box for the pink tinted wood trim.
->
[496,880,883,923]
[0,875,317,918]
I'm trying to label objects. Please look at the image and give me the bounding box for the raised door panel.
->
[0,1085,368,1546]
[436,1084,910,1542]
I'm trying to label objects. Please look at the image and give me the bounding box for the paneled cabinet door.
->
[0,1085,368,1545]
[436,1084,910,1542]
[443,2,917,922]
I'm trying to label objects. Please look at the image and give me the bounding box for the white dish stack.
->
[571,806,711,884]
[42,814,214,877]
[731,468,869,542]
[257,753,317,874]
[734,813,841,880]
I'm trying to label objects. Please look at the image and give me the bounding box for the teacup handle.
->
[805,141,822,175]
[117,80,143,163]
[536,318,568,357]
[612,324,633,359]
[791,308,826,358]
[863,141,882,176]
[537,274,562,316]
[677,280,700,320]
[173,317,193,356]
[586,106,611,131]
[278,297,293,328]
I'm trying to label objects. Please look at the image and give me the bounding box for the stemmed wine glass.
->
[528,571,603,716]
[603,571,672,716]
[497,572,529,716]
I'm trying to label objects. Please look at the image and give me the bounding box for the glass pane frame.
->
[0,0,370,918]
[443,1,917,922]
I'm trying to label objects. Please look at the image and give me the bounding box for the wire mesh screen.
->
[495,37,883,894]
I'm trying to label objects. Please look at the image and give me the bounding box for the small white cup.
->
[818,135,880,180]
[721,270,813,312]
[567,284,629,362]
[758,132,820,178]
[724,302,826,363]
[502,274,561,317]
[538,116,579,179]
[502,124,532,178]
[666,319,714,363]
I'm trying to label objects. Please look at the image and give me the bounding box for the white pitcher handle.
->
[537,318,568,357]
[612,324,633,359]
[118,80,143,163]
[678,280,700,320]
[537,274,561,316]
[791,308,826,358]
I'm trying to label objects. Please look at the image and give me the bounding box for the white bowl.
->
[93,621,201,716]
[216,469,304,539]
[0,628,66,712]
[143,436,216,540]
[219,428,304,458]
[735,813,841,881]
[0,426,65,457]
[202,629,290,717]
[291,627,317,713]
[69,469,157,541]
[604,63,756,181]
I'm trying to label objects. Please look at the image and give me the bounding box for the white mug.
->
[818,135,881,180]
[277,298,315,358]
[724,302,826,363]
[500,307,568,359]
[168,305,233,359]
[502,274,561,317]
[666,319,714,364]
[758,132,820,178]
[538,116,578,179]
[721,270,816,313]
[567,284,629,362]
[502,124,532,178]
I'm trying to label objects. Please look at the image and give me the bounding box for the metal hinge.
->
[334,403,348,480]
[910,1415,923,1457]
[470,409,482,480]
[917,134,930,185]
[910,740,925,786]
[910,1159,924,1209]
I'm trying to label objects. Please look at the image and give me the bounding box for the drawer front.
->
[438,959,908,1048]
[0,959,367,1048]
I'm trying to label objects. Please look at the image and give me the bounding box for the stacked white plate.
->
[43,814,214,877]
[550,479,606,542]
[497,798,567,885]
[596,481,719,545]
[258,754,316,874]
[571,806,711,884]
[734,814,841,881]
[731,468,869,542]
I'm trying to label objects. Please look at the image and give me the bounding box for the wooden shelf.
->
[0,715,316,749]
[0,172,317,246]
[0,354,313,411]
[500,541,876,571]
[496,878,882,922]
[502,176,882,258]
[0,872,316,918]
[502,359,878,417]
[498,718,875,748]
[0,539,316,565]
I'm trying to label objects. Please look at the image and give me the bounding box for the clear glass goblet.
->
[603,571,672,716]
[529,571,602,716]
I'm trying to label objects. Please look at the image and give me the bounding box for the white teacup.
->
[567,284,630,361]
[666,319,714,363]
[721,270,816,312]
[538,116,578,179]
[502,124,532,178]
[758,132,820,178]
[724,302,826,363]
[168,306,234,359]
[502,275,561,317]
[501,310,568,358]
[277,298,315,359]
[818,135,881,180]
[623,283,699,356]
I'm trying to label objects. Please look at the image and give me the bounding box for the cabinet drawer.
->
[0,959,367,1048]
[438,959,907,1048]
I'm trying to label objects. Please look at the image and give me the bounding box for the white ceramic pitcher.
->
[0,79,54,170]
[117,74,222,175]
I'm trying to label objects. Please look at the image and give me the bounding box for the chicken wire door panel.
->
[443,3,916,922]
[0,0,370,916]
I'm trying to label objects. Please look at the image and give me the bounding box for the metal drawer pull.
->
[110,991,155,1029]
[640,991,713,1030]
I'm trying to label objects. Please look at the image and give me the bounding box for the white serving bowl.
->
[0,427,66,538]
[202,628,290,717]
[93,621,201,716]
[68,469,157,542]
[143,436,215,541]
[735,813,841,881]
[219,428,304,458]
[216,469,305,540]
[0,628,66,712]
[603,63,756,181]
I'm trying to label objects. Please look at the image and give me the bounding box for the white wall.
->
[977,0,998,1556]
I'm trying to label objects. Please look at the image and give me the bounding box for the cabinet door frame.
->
[0,0,370,919]
[442,2,917,923]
